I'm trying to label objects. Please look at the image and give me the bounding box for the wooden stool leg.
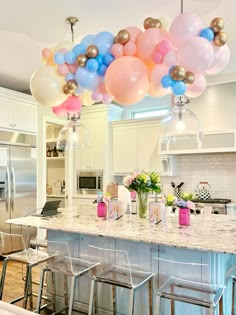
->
[170,284,175,315]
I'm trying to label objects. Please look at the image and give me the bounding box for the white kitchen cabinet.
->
[0,88,37,133]
[112,119,163,174]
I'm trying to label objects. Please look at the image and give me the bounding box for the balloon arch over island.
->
[30,13,230,116]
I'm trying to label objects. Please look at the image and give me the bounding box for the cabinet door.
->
[112,125,138,174]
[0,97,13,129]
[138,123,163,172]
[12,100,37,133]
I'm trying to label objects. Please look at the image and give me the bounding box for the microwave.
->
[77,171,103,194]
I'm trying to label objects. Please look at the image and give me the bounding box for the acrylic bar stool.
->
[0,231,52,310]
[36,240,98,315]
[88,244,154,315]
[29,227,48,250]
[153,256,225,315]
[226,264,236,315]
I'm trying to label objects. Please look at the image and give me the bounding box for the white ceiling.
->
[0,0,235,93]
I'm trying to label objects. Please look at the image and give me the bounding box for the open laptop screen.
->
[41,200,61,216]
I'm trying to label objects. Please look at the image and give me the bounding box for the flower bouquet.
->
[123,171,161,218]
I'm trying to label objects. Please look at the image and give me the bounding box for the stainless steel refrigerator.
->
[0,130,37,253]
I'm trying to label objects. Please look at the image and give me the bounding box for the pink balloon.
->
[63,95,82,113]
[42,48,52,61]
[125,26,142,43]
[124,41,136,56]
[92,90,103,102]
[205,44,230,75]
[157,40,174,55]
[52,103,67,116]
[136,28,169,65]
[111,43,124,58]
[149,64,170,97]
[57,64,69,76]
[68,63,78,74]
[164,51,177,67]
[169,12,204,47]
[102,94,112,104]
[104,56,150,105]
[185,75,206,98]
[153,50,164,64]
[177,37,214,75]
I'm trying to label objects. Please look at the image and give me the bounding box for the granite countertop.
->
[6,205,236,255]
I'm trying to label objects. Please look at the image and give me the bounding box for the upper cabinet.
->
[0,88,37,133]
[112,118,163,174]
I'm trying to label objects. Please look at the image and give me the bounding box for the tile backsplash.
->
[162,153,236,201]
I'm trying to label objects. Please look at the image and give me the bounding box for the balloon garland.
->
[30,13,230,116]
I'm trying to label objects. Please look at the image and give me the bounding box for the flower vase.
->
[137,191,149,219]
[97,202,107,218]
[179,207,190,226]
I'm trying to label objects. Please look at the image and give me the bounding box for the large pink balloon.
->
[177,37,214,75]
[169,12,204,47]
[125,26,142,43]
[205,44,230,75]
[104,56,150,105]
[52,103,67,116]
[63,95,82,114]
[149,64,170,97]
[185,75,206,98]
[136,28,169,65]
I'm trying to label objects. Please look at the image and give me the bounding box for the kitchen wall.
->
[162,153,236,201]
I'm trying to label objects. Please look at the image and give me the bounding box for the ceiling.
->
[0,0,235,94]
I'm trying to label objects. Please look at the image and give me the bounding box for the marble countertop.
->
[6,205,236,255]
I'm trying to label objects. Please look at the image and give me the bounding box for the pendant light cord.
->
[181,0,184,14]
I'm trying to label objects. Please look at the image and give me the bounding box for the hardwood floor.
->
[0,259,54,314]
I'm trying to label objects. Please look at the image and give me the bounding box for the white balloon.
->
[30,65,67,107]
[54,40,74,52]
[206,44,230,75]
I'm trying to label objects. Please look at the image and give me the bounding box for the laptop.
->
[33,200,61,217]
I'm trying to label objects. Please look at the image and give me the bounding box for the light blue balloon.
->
[65,52,76,64]
[72,43,87,57]
[161,74,175,88]
[103,53,115,66]
[65,73,75,81]
[97,64,107,77]
[75,67,101,90]
[86,59,99,72]
[93,31,114,55]
[172,81,186,96]
[54,52,65,65]
[96,54,104,66]
[81,34,96,46]
[200,27,214,42]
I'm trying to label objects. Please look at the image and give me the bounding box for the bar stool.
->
[29,227,47,250]
[226,264,236,315]
[0,231,52,310]
[88,244,154,315]
[36,240,98,315]
[152,256,225,315]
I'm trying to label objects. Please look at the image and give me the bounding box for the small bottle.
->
[131,200,137,214]
[52,145,58,157]
[46,144,51,157]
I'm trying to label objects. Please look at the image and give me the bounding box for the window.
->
[131,107,169,119]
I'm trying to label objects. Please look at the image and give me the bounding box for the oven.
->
[76,171,103,194]
[192,199,231,215]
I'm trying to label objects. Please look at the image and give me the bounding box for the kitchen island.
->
[6,205,236,314]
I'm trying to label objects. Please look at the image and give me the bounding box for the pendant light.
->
[56,17,90,151]
[160,95,203,149]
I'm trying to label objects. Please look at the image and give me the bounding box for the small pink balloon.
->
[104,56,150,105]
[124,41,136,56]
[68,63,78,74]
[136,28,169,65]
[177,37,214,75]
[205,44,230,75]
[102,94,112,104]
[149,64,170,97]
[42,48,52,61]
[169,12,204,48]
[125,26,142,43]
[185,75,206,98]
[57,64,69,76]
[63,95,82,113]
[164,51,177,67]
[52,103,67,116]
[156,40,174,55]
[111,43,124,58]
[92,90,103,102]
[153,49,164,64]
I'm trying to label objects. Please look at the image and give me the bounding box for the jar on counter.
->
[179,208,190,226]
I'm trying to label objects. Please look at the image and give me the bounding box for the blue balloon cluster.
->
[200,27,214,42]
[53,31,115,92]
[161,72,187,96]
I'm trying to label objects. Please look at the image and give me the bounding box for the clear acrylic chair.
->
[36,240,98,315]
[153,256,225,315]
[29,227,47,250]
[0,231,52,310]
[88,244,154,315]
[226,264,236,315]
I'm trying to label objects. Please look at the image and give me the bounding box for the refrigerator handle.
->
[11,166,15,212]
[5,167,10,212]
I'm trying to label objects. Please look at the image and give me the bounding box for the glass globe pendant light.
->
[160,95,203,150]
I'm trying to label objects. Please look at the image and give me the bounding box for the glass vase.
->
[179,207,190,226]
[137,191,149,219]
